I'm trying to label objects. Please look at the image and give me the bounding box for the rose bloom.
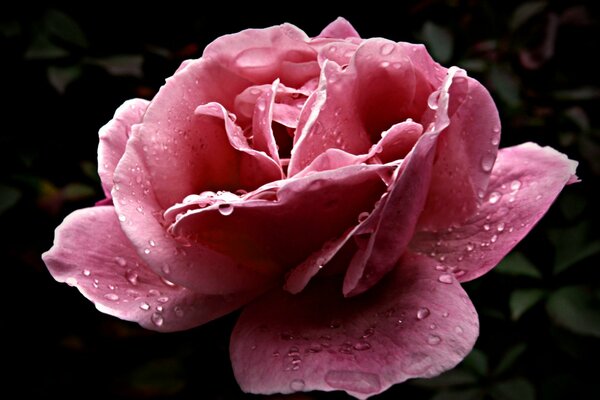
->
[43,18,577,399]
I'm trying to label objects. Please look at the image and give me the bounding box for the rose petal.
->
[317,17,361,39]
[410,142,578,282]
[230,251,479,399]
[289,39,437,176]
[205,23,317,88]
[251,80,282,164]
[343,127,437,297]
[417,73,501,230]
[42,206,261,332]
[97,98,149,199]
[171,164,391,276]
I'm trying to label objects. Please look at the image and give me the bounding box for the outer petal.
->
[171,164,391,275]
[417,75,501,230]
[410,143,578,282]
[97,98,149,198]
[230,251,479,399]
[204,23,318,88]
[42,207,260,332]
[317,17,361,39]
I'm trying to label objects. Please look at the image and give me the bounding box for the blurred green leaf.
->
[458,59,487,73]
[510,288,546,320]
[87,55,144,78]
[495,252,541,279]
[47,65,83,93]
[129,357,185,396]
[412,369,478,388]
[80,161,100,182]
[553,86,600,101]
[62,183,96,201]
[25,34,70,60]
[431,388,484,400]
[489,65,521,108]
[43,9,88,48]
[493,343,527,377]
[490,378,535,400]
[0,184,22,215]
[546,285,600,337]
[462,348,488,377]
[509,1,548,31]
[422,21,454,63]
[549,221,600,274]
[558,191,587,221]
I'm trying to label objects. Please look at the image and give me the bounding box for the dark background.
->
[2,1,599,398]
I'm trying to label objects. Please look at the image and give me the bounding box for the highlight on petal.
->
[230,251,479,399]
[42,206,261,332]
[97,98,149,199]
[410,142,578,282]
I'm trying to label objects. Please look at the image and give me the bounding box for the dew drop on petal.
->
[510,180,522,191]
[488,192,501,204]
[151,312,164,327]
[490,234,498,243]
[353,341,371,351]
[497,222,505,232]
[358,211,369,223]
[218,203,234,216]
[483,224,490,231]
[144,248,151,254]
[125,269,138,285]
[427,334,442,345]
[115,257,127,267]
[290,379,305,391]
[380,43,395,56]
[139,302,151,311]
[417,308,430,320]
[466,243,474,252]
[104,293,119,301]
[157,296,169,303]
[174,306,184,317]
[480,154,495,172]
[438,274,453,284]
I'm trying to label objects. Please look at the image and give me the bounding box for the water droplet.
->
[325,370,381,394]
[144,248,151,254]
[148,289,160,297]
[174,306,184,317]
[488,191,501,204]
[66,277,77,286]
[466,243,474,252]
[290,379,305,391]
[442,311,449,318]
[477,190,485,199]
[362,327,375,338]
[417,308,430,320]
[307,343,323,353]
[257,102,266,112]
[427,90,441,110]
[149,240,156,247]
[427,334,442,345]
[156,296,169,303]
[480,154,495,172]
[136,206,144,213]
[151,312,164,326]
[380,61,390,68]
[454,269,466,277]
[104,293,119,301]
[455,326,464,335]
[491,136,500,146]
[497,222,505,232]
[161,264,171,275]
[329,319,341,329]
[483,224,490,231]
[358,211,369,223]
[82,269,91,277]
[139,302,150,311]
[93,279,99,288]
[118,215,127,222]
[218,203,234,216]
[510,180,521,191]
[438,274,453,284]
[430,323,437,330]
[125,269,138,285]
[380,43,395,56]
[490,234,498,243]
[435,265,446,271]
[353,341,371,351]
[161,277,176,287]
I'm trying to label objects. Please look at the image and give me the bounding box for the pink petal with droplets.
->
[42,206,262,332]
[230,251,478,399]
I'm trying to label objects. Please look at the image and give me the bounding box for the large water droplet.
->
[125,269,138,285]
[357,211,369,223]
[380,43,395,56]
[324,370,381,394]
[218,203,234,216]
[417,308,431,320]
[510,180,521,191]
[353,341,371,351]
[488,191,502,204]
[139,302,150,311]
[144,248,151,255]
[480,154,495,172]
[115,257,127,267]
[427,334,442,345]
[438,274,453,284]
[290,379,305,391]
[151,312,164,327]
[82,269,91,277]
[104,293,119,301]
[118,214,127,222]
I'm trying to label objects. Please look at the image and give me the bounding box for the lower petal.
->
[230,251,479,399]
[42,206,260,332]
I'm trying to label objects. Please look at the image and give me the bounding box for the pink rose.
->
[43,18,577,399]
